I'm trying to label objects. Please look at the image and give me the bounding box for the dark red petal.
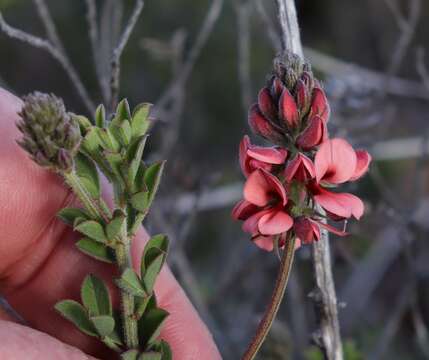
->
[239,135,251,176]
[295,79,310,111]
[248,104,282,141]
[296,115,325,150]
[293,217,316,244]
[271,77,285,100]
[310,87,330,122]
[258,87,277,121]
[231,199,259,220]
[279,88,299,128]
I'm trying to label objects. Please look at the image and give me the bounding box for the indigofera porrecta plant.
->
[233,52,372,359]
[17,92,171,360]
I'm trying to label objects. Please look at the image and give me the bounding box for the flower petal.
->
[248,104,282,142]
[296,115,327,150]
[315,138,357,184]
[253,235,274,251]
[258,210,293,235]
[279,88,299,127]
[350,150,371,181]
[242,209,271,234]
[231,199,258,220]
[258,87,276,121]
[314,187,364,220]
[247,146,287,165]
[239,135,251,176]
[284,153,315,182]
[314,220,348,236]
[310,87,330,122]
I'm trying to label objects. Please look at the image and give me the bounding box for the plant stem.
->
[63,171,110,221]
[241,237,296,360]
[116,206,139,349]
[64,170,139,349]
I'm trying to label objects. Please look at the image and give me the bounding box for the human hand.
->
[0,88,221,360]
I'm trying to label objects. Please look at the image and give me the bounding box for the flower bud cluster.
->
[233,53,371,251]
[17,92,81,172]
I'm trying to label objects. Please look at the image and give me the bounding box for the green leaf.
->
[113,99,131,125]
[142,251,164,294]
[97,128,121,152]
[81,274,112,316]
[139,352,162,360]
[82,127,101,154]
[55,300,97,337]
[90,315,115,337]
[75,220,107,243]
[118,120,132,146]
[145,234,169,254]
[126,136,148,186]
[95,104,106,128]
[138,308,169,346]
[76,238,115,263]
[75,153,101,198]
[115,268,146,297]
[135,295,152,319]
[74,114,92,131]
[121,350,140,360]
[130,191,150,212]
[57,208,90,226]
[106,209,126,240]
[131,103,152,138]
[144,161,165,206]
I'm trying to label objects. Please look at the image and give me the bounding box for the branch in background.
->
[0,10,95,113]
[383,0,422,76]
[155,0,224,111]
[109,0,144,111]
[255,0,281,51]
[235,0,252,114]
[85,0,110,103]
[416,47,429,92]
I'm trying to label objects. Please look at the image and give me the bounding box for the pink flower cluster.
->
[232,54,371,251]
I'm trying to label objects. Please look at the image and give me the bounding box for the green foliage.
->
[57,207,90,226]
[81,274,112,316]
[116,268,147,297]
[75,220,108,243]
[76,238,115,263]
[75,153,101,198]
[55,300,97,337]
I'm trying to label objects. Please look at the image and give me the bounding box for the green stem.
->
[241,237,296,360]
[116,210,139,349]
[64,170,138,349]
[63,171,110,221]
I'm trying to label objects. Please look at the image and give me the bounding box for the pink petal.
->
[314,187,364,220]
[296,115,327,150]
[310,87,330,122]
[293,217,316,244]
[239,135,251,176]
[313,220,348,236]
[243,169,287,206]
[315,138,357,184]
[247,146,287,165]
[258,210,293,235]
[284,153,315,182]
[350,150,372,181]
[253,235,274,251]
[279,88,299,127]
[242,209,271,234]
[258,87,276,121]
[231,199,258,220]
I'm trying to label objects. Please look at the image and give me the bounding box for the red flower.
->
[239,135,287,177]
[284,153,315,182]
[232,169,293,251]
[296,115,328,150]
[312,139,371,220]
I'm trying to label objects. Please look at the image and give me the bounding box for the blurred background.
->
[1,0,429,359]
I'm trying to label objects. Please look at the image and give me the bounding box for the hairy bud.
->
[17,92,81,172]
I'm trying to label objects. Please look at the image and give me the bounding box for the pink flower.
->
[248,104,284,143]
[239,135,288,177]
[232,169,293,251]
[309,85,330,123]
[284,153,315,182]
[314,138,371,185]
[311,139,371,220]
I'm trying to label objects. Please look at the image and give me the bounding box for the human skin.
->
[0,88,222,360]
